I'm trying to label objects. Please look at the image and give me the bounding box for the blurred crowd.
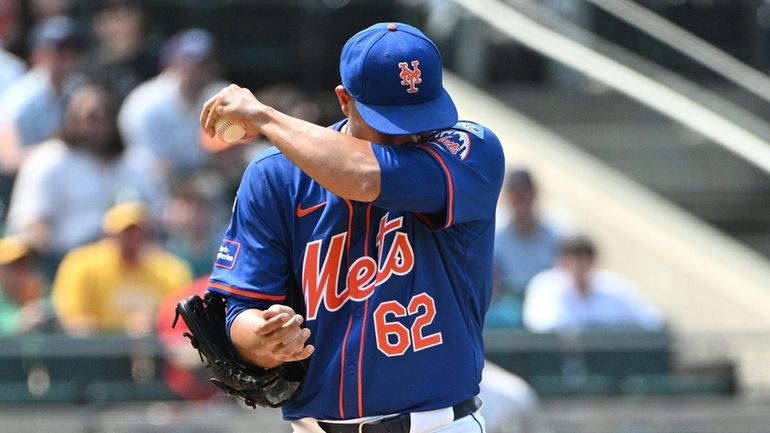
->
[488,168,666,333]
[0,0,668,405]
[0,0,333,339]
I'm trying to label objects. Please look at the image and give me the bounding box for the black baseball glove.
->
[173,291,307,408]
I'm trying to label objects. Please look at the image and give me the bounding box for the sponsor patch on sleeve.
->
[215,239,241,270]
[430,130,472,161]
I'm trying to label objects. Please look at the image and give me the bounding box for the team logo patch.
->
[431,130,471,160]
[399,60,422,94]
[215,239,240,270]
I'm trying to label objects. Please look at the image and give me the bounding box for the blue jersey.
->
[209,119,505,420]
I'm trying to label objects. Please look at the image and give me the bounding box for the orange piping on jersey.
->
[357,203,373,417]
[208,281,286,301]
[417,144,455,228]
[338,199,355,419]
[339,315,354,419]
[343,199,354,258]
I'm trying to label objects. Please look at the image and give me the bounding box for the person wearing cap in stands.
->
[0,235,54,335]
[487,168,563,328]
[118,27,228,189]
[200,22,504,433]
[0,15,83,175]
[51,201,191,336]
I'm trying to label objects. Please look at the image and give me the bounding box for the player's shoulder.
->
[452,120,491,139]
[442,120,498,142]
[248,145,295,174]
[239,146,302,196]
[427,120,502,161]
[246,119,347,176]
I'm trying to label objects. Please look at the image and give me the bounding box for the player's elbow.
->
[356,169,380,202]
[337,173,379,202]
[337,155,380,202]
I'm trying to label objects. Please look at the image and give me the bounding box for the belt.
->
[317,397,481,433]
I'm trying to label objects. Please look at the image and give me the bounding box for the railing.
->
[0,330,742,405]
[483,329,736,397]
[583,0,770,105]
[0,334,174,404]
[449,0,770,176]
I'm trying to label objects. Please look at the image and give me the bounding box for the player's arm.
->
[200,84,380,202]
[229,305,314,369]
[211,159,315,369]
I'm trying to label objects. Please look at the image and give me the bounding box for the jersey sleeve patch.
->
[430,130,472,161]
[454,121,485,139]
[215,239,241,270]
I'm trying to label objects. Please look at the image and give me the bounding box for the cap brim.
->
[102,202,148,235]
[0,238,30,265]
[355,88,458,135]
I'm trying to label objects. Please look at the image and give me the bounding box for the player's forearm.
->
[256,107,381,202]
[230,308,283,369]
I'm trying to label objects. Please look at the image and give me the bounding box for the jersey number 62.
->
[373,292,443,357]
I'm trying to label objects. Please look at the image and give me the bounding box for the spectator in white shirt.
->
[118,28,228,189]
[0,15,83,175]
[523,235,665,333]
[0,46,26,216]
[0,47,25,95]
[6,82,164,266]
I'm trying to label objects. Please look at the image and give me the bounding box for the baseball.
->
[215,117,246,144]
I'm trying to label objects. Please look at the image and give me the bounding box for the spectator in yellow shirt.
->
[52,201,192,336]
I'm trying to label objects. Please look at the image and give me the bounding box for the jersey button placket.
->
[341,201,367,417]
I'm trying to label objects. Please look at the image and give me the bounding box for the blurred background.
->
[1,0,770,432]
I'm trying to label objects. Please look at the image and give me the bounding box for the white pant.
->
[291,411,486,433]
[479,362,542,433]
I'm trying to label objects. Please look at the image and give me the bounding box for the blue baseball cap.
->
[340,22,458,135]
[160,28,217,68]
[28,16,78,50]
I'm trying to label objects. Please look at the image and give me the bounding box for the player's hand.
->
[200,84,267,140]
[235,305,314,369]
[260,305,315,361]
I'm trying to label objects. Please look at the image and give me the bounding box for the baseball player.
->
[200,22,505,433]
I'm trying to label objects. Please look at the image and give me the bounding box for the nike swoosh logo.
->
[296,201,327,218]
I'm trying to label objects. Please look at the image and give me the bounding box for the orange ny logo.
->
[399,60,422,94]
